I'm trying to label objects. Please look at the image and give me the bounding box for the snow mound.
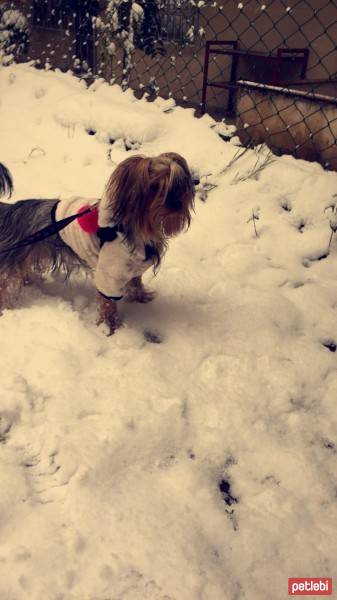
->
[0,63,337,599]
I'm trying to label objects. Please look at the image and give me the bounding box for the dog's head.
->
[103,152,195,242]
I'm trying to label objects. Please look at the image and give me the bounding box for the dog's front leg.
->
[96,294,121,335]
[125,276,156,303]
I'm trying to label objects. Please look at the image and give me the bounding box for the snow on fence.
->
[6,0,337,170]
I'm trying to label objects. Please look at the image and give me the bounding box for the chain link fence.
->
[16,1,337,169]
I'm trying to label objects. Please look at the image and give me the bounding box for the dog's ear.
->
[104,155,149,220]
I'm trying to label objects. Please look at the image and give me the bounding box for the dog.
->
[0,153,195,334]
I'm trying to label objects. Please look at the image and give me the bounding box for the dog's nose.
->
[192,174,200,186]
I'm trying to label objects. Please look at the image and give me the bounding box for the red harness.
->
[77,204,99,233]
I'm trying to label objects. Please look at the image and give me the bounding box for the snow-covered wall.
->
[236,87,337,170]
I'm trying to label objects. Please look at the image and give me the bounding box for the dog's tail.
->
[0,163,13,199]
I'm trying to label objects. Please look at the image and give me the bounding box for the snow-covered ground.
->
[1,64,337,600]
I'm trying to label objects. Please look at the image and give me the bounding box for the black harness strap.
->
[97,224,125,247]
[0,203,97,256]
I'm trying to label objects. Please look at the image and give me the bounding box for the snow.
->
[1,63,337,599]
[0,8,28,66]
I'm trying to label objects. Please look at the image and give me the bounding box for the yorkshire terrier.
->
[0,153,195,334]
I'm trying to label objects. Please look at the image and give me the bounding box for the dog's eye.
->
[166,193,182,212]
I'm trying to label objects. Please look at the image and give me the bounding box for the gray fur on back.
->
[0,199,84,275]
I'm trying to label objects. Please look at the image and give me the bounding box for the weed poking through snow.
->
[197,174,217,202]
[232,146,275,184]
[220,146,249,176]
[247,206,261,238]
[324,201,337,254]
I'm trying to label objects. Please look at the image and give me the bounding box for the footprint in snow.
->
[143,330,163,344]
[321,339,337,353]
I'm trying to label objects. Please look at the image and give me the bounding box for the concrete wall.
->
[236,87,337,169]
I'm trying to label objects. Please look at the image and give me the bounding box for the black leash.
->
[0,204,97,256]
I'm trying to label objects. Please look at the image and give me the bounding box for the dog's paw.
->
[96,294,123,336]
[96,313,123,336]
